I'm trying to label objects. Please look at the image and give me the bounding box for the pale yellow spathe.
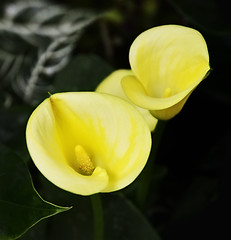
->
[26,92,151,195]
[122,25,210,119]
[96,69,158,131]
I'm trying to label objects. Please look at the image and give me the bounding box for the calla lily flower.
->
[26,92,151,196]
[97,25,210,120]
[96,69,158,131]
[122,24,210,120]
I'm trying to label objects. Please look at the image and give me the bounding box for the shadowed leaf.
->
[0,144,70,240]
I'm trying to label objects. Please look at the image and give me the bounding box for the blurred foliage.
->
[0,0,230,239]
[0,0,97,105]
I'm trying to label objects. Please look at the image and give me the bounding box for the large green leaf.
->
[0,144,70,240]
[20,175,161,240]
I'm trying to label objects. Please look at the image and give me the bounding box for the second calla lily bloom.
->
[98,25,210,120]
[122,24,210,120]
[96,69,158,131]
[26,92,151,196]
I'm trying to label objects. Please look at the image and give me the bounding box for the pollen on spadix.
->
[75,145,95,176]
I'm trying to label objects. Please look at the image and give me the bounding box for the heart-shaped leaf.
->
[0,144,70,240]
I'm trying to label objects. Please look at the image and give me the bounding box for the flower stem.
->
[136,120,167,209]
[91,194,104,240]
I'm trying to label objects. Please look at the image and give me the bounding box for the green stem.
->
[136,120,167,209]
[91,194,104,240]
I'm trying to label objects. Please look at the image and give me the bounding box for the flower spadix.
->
[26,92,151,196]
[122,25,210,120]
[96,69,158,131]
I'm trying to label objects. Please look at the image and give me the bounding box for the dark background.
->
[0,0,230,239]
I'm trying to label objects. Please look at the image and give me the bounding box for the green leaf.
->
[0,144,70,240]
[20,175,161,240]
[19,176,95,240]
[54,53,114,92]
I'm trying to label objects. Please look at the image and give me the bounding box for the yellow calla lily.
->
[26,92,151,196]
[122,24,210,120]
[96,69,158,131]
